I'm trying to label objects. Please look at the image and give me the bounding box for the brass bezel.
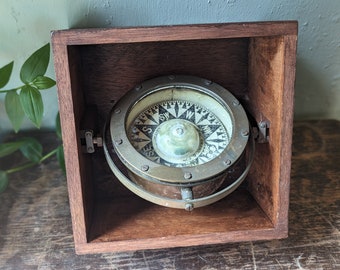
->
[108,75,249,184]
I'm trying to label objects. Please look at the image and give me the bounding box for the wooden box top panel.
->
[51,21,297,45]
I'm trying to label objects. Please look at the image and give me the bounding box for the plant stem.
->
[40,148,58,163]
[5,161,36,174]
[5,147,59,175]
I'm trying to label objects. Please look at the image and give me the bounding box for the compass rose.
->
[128,100,230,167]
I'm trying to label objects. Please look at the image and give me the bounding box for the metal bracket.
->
[253,120,270,143]
[80,130,103,153]
[181,187,194,211]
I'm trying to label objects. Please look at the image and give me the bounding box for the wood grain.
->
[78,38,249,124]
[246,33,297,230]
[51,21,297,45]
[0,120,339,269]
[51,22,298,253]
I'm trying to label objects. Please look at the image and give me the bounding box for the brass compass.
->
[104,75,254,210]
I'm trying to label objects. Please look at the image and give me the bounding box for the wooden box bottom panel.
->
[76,187,283,254]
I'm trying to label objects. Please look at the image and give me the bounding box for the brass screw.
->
[115,139,123,145]
[141,165,149,172]
[185,203,194,211]
[184,172,192,179]
[224,159,232,166]
[232,100,240,106]
[260,121,266,128]
[241,130,249,137]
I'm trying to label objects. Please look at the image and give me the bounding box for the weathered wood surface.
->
[0,119,339,269]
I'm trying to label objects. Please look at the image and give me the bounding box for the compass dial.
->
[106,75,251,209]
[128,99,230,167]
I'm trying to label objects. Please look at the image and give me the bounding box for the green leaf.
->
[32,75,56,90]
[0,61,14,88]
[56,145,65,172]
[0,170,9,193]
[20,43,50,83]
[5,91,25,132]
[19,85,44,128]
[0,141,25,158]
[56,112,62,139]
[19,137,43,163]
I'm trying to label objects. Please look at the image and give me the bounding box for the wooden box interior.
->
[52,22,297,254]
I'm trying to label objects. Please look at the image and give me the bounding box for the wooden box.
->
[51,21,297,254]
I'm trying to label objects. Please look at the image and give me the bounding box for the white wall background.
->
[0,0,339,132]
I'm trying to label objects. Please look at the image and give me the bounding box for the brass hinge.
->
[80,130,103,153]
[252,120,270,143]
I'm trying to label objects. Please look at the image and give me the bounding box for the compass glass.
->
[127,88,233,168]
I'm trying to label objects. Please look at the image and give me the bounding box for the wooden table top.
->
[0,119,339,269]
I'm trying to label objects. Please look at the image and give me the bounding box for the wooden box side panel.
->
[52,42,93,245]
[277,35,297,228]
[247,36,285,225]
[247,34,296,227]
[67,47,97,242]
